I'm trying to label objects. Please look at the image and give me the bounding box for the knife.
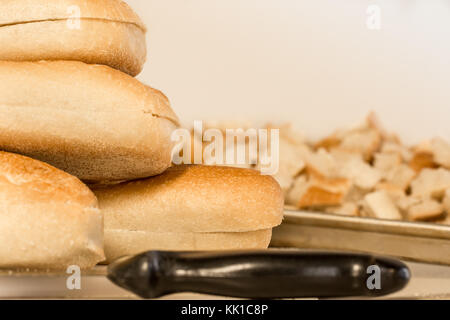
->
[107,249,410,299]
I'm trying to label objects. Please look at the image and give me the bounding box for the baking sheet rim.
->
[283,210,450,240]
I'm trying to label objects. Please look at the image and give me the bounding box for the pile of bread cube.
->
[192,113,450,224]
[277,114,450,224]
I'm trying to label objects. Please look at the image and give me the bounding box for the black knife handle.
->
[107,250,410,299]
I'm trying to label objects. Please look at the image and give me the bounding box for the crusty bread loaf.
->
[93,165,284,233]
[104,229,273,262]
[0,0,146,76]
[0,151,104,270]
[0,61,179,182]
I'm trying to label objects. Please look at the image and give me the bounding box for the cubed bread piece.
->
[409,151,437,173]
[316,113,382,160]
[290,175,351,209]
[258,127,310,191]
[338,157,382,190]
[286,175,308,206]
[375,182,406,202]
[296,185,347,208]
[305,148,338,178]
[339,129,381,161]
[431,138,450,169]
[413,140,433,153]
[363,191,403,220]
[374,153,402,174]
[407,199,444,222]
[410,140,436,172]
[345,185,369,204]
[396,195,423,214]
[410,168,450,199]
[271,139,308,192]
[315,135,341,150]
[325,202,359,217]
[330,148,364,164]
[384,164,416,190]
[381,141,413,162]
[273,170,295,196]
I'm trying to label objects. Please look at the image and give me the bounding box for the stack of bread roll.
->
[0,0,283,270]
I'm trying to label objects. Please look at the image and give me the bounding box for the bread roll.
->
[0,0,146,76]
[0,61,179,182]
[104,229,272,262]
[0,151,104,270]
[93,165,285,233]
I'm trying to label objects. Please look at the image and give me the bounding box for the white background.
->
[127,0,450,144]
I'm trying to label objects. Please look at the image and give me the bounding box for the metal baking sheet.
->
[271,210,450,265]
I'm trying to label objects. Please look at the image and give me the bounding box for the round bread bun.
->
[0,60,179,183]
[0,151,104,270]
[93,165,284,233]
[0,0,146,76]
[104,229,273,263]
